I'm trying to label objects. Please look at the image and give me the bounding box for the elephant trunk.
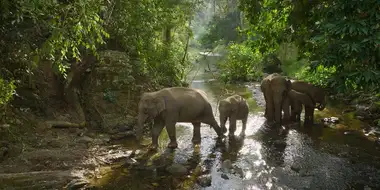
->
[220,114,228,133]
[135,113,147,141]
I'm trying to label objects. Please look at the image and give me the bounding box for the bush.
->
[295,64,336,89]
[0,78,16,106]
[262,53,282,74]
[218,43,263,83]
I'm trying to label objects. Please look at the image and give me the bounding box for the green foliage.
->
[239,0,380,93]
[239,0,291,54]
[218,42,263,83]
[304,0,380,92]
[295,65,336,89]
[199,11,242,49]
[0,0,109,76]
[103,88,116,104]
[107,0,198,86]
[261,54,282,74]
[0,78,16,106]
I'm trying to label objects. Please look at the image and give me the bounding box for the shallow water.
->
[92,57,380,189]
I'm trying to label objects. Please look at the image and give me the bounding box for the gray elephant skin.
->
[290,80,326,111]
[260,73,291,126]
[218,94,249,137]
[135,87,224,150]
[283,89,316,123]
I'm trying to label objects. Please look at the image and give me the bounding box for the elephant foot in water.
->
[167,141,178,149]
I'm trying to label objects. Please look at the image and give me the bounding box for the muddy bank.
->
[0,119,142,189]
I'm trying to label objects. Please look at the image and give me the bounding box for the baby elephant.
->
[218,94,249,137]
[283,89,315,123]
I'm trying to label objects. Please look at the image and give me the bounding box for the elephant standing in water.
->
[290,80,327,111]
[135,87,225,150]
[218,94,249,137]
[282,89,316,123]
[261,73,291,126]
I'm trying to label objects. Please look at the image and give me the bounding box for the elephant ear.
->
[153,97,166,113]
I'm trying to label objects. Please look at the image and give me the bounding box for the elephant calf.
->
[218,94,249,137]
[290,80,326,111]
[135,87,224,150]
[283,89,316,123]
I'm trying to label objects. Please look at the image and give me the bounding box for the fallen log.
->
[46,121,86,128]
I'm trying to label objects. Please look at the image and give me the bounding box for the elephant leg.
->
[263,88,275,122]
[165,120,178,149]
[228,115,237,137]
[240,117,247,137]
[304,106,314,125]
[220,116,228,134]
[192,122,201,144]
[150,118,165,150]
[290,105,297,121]
[282,97,290,123]
[273,95,283,126]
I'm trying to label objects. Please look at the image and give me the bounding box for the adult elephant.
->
[218,94,249,137]
[260,73,292,126]
[290,80,327,111]
[135,87,225,150]
[282,89,316,123]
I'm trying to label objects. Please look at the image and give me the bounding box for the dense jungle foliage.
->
[0,0,202,111]
[200,0,379,94]
[0,0,379,109]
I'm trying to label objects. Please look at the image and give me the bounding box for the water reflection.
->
[91,60,380,190]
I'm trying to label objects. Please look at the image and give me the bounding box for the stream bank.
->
[1,52,380,189]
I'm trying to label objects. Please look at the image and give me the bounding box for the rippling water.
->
[93,56,380,190]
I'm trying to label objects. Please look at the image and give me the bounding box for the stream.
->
[90,53,380,190]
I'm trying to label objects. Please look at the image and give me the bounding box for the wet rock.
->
[299,169,313,177]
[166,163,188,176]
[290,165,301,173]
[110,131,135,140]
[221,173,229,180]
[273,140,286,149]
[330,117,339,123]
[66,179,89,190]
[197,174,212,187]
[364,186,372,190]
[321,117,340,124]
[78,136,93,144]
[356,116,365,120]
[47,139,63,148]
[221,159,233,173]
[232,167,244,178]
[123,158,139,166]
[355,106,371,119]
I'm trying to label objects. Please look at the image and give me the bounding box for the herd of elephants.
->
[134,73,326,150]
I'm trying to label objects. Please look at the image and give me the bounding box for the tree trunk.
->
[179,20,191,81]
